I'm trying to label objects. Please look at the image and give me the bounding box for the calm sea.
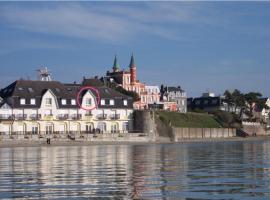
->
[1,141,270,200]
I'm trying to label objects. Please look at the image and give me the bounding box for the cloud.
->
[0,3,203,43]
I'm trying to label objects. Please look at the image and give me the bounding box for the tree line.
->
[223,89,269,121]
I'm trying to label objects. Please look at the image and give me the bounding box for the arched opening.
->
[111,122,119,133]
[70,122,81,134]
[86,123,94,134]
[58,123,67,134]
[16,123,26,135]
[31,122,40,135]
[97,122,106,133]
[45,123,54,135]
[122,122,129,133]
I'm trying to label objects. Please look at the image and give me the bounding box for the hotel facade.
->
[0,78,134,135]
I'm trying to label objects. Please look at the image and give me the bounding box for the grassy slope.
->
[157,111,221,128]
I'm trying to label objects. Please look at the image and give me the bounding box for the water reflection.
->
[0,141,270,199]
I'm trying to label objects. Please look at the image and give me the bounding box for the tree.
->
[244,92,262,121]
[115,86,140,102]
[224,89,245,114]
[224,90,234,109]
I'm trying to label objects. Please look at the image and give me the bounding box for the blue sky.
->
[0,2,269,97]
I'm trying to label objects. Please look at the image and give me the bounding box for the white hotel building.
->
[0,78,134,135]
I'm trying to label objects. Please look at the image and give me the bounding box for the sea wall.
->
[0,133,151,143]
[172,127,236,142]
[242,122,266,135]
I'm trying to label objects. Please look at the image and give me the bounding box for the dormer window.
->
[71,99,76,105]
[20,98,26,105]
[123,100,128,106]
[18,87,24,91]
[45,98,52,105]
[85,98,92,106]
[101,99,105,105]
[30,98,36,105]
[109,99,115,106]
[28,88,34,93]
[62,99,67,105]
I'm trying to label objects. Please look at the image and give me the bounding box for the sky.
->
[0,1,269,97]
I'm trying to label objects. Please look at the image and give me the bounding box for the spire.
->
[129,53,135,68]
[112,55,120,72]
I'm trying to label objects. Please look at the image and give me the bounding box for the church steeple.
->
[112,55,120,72]
[129,53,135,68]
[129,53,137,83]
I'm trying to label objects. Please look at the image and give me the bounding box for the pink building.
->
[106,55,160,109]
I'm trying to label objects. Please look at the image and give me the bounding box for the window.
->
[18,87,24,91]
[45,98,52,105]
[101,99,105,105]
[32,126,38,134]
[30,98,36,105]
[62,99,67,105]
[212,99,218,104]
[86,98,92,106]
[204,100,208,105]
[20,98,25,105]
[71,99,76,105]
[123,100,128,106]
[195,100,200,105]
[109,99,115,106]
[28,88,34,93]
[182,100,185,106]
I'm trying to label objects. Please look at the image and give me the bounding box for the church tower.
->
[129,54,136,84]
[112,55,120,72]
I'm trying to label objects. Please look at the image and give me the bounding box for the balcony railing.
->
[0,114,14,120]
[110,114,120,120]
[97,114,107,120]
[15,114,27,120]
[70,114,82,120]
[57,114,69,120]
[29,114,41,120]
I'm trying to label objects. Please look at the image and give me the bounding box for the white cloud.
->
[0,3,202,42]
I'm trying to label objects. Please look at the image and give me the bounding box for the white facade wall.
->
[0,90,133,135]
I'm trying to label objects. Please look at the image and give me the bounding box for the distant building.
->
[160,85,187,113]
[188,93,240,113]
[105,55,160,109]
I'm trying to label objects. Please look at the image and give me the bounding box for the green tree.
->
[244,92,262,121]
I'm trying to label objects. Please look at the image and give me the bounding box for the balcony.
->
[110,114,120,120]
[0,114,14,120]
[29,114,41,120]
[15,114,27,120]
[44,114,54,120]
[97,114,107,120]
[70,114,82,120]
[57,114,69,120]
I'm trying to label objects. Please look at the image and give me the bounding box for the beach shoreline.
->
[1,136,270,148]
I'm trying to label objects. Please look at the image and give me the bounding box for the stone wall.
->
[242,124,266,136]
[172,127,236,142]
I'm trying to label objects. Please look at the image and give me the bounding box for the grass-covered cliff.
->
[156,111,221,128]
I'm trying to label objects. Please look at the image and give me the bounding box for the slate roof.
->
[0,79,133,109]
[167,87,185,93]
